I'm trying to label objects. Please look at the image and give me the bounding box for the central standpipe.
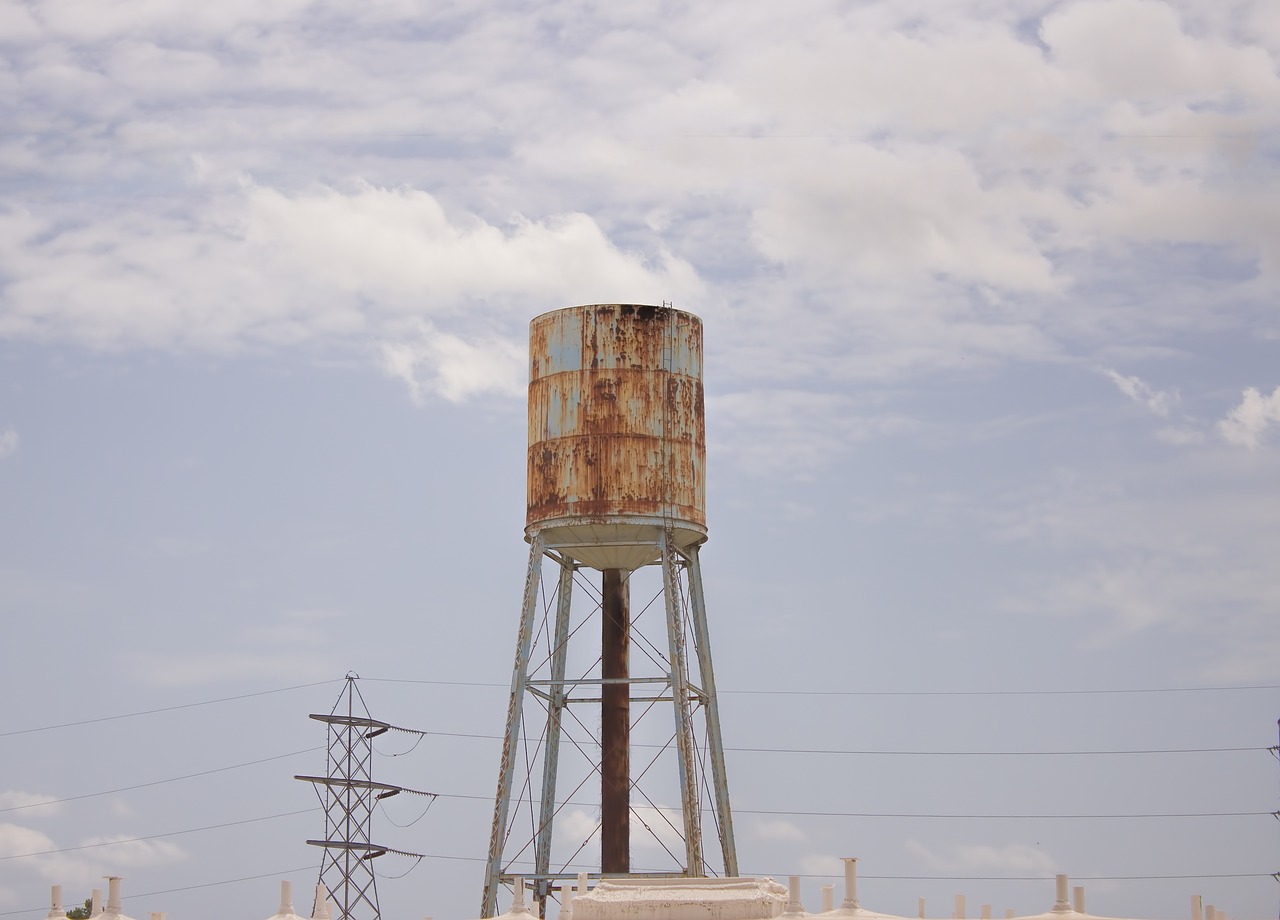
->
[601,569,630,873]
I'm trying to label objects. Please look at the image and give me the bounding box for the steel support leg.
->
[686,544,738,877]
[534,558,575,916]
[483,535,545,917]
[660,530,704,875]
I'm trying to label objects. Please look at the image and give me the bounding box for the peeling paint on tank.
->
[527,305,706,530]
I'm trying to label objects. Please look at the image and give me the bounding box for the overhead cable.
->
[415,729,1268,756]
[4,679,1271,742]
[0,747,321,813]
[427,790,1271,820]
[363,677,1280,697]
[746,872,1277,881]
[0,680,342,739]
[0,810,311,861]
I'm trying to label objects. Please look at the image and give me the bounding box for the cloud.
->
[994,470,1280,678]
[1155,426,1204,446]
[552,809,599,849]
[0,429,16,459]
[1101,368,1178,417]
[550,804,687,857]
[0,183,699,391]
[905,838,1057,875]
[749,143,1062,293]
[1218,385,1280,448]
[0,0,1275,407]
[750,818,807,844]
[0,822,187,885]
[0,822,60,868]
[708,390,919,478]
[1041,0,1280,101]
[630,805,686,855]
[798,853,842,877]
[75,835,185,868]
[0,792,60,817]
[379,321,524,405]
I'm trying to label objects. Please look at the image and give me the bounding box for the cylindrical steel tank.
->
[527,304,706,571]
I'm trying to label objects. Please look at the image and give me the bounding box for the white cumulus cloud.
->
[1218,385,1280,448]
[379,321,525,405]
[751,817,807,843]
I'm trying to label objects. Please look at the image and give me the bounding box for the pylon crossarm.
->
[306,840,388,858]
[295,776,422,795]
[310,714,394,732]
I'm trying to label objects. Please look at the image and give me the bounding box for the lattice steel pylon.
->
[296,675,433,920]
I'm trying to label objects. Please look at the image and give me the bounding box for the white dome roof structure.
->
[265,881,308,920]
[100,877,140,920]
[819,859,913,920]
[1010,876,1140,920]
[310,884,333,920]
[45,885,65,920]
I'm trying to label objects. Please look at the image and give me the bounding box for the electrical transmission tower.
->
[296,675,434,920]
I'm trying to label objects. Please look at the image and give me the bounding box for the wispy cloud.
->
[75,835,185,868]
[751,818,808,844]
[1101,368,1178,417]
[905,838,1057,875]
[0,430,17,460]
[0,822,183,883]
[0,792,59,818]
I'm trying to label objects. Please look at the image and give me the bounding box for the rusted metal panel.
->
[527,305,706,532]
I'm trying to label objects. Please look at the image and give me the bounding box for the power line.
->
[0,810,312,861]
[733,806,1274,820]
[0,747,321,813]
[364,677,1280,697]
[417,730,1269,756]
[427,790,1272,820]
[746,872,1277,881]
[4,740,1260,822]
[725,744,1269,756]
[722,685,1280,697]
[3,679,1270,743]
[0,680,342,739]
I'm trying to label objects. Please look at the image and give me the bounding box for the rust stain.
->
[527,304,706,529]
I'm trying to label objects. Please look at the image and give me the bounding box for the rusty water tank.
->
[527,304,706,571]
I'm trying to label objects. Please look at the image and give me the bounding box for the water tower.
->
[481,304,738,917]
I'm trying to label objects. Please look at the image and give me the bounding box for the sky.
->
[0,0,1278,919]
